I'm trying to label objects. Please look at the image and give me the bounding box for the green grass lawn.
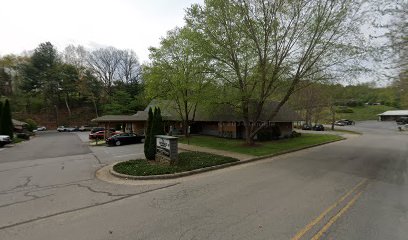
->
[338,105,396,121]
[113,152,239,176]
[179,134,343,157]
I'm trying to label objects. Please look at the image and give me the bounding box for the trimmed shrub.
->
[146,107,165,160]
[25,118,38,132]
[144,108,154,160]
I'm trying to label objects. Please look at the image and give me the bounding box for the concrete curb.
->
[109,136,345,180]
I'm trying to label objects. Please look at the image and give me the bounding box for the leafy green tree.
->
[371,1,407,107]
[20,42,60,108]
[77,70,103,117]
[0,67,12,96]
[186,0,368,144]
[144,108,154,160]
[57,63,80,116]
[102,90,145,115]
[0,99,13,139]
[144,27,213,136]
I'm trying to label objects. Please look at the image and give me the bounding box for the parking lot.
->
[75,131,145,164]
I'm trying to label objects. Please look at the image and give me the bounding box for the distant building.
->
[12,119,28,132]
[378,110,408,121]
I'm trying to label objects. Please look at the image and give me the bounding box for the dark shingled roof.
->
[91,111,148,123]
[12,119,28,126]
[145,100,302,122]
[92,100,301,123]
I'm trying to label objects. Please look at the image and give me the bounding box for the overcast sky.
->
[0,0,204,63]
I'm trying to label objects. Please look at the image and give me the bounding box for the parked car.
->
[0,135,12,147]
[106,133,145,146]
[335,120,346,126]
[398,124,408,131]
[312,124,325,131]
[65,127,77,132]
[79,125,92,131]
[341,119,355,125]
[57,126,66,132]
[91,127,106,133]
[16,132,30,140]
[396,117,408,125]
[89,130,122,140]
[89,131,105,140]
[302,124,312,130]
[36,126,46,131]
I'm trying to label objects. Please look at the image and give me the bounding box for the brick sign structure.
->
[155,135,178,164]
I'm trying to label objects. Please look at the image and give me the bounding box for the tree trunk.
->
[64,94,71,117]
[184,100,189,137]
[183,120,189,137]
[244,120,255,145]
[92,97,99,117]
[331,105,335,130]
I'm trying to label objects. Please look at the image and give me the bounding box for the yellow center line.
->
[291,178,367,240]
[311,191,363,240]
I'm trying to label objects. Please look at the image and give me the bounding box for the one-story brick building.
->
[92,100,301,140]
[378,110,408,121]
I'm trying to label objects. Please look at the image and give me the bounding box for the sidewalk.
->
[178,143,253,161]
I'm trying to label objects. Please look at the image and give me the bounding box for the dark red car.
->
[89,130,122,140]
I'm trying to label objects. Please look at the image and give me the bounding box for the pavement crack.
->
[0,182,180,231]
[0,192,55,209]
[92,153,102,165]
[6,176,35,192]
[0,178,95,196]
[74,183,129,197]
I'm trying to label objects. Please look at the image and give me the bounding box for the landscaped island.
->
[113,151,239,176]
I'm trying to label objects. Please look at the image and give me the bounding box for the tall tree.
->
[0,99,13,139]
[144,27,213,136]
[20,42,60,107]
[77,70,103,117]
[0,67,12,96]
[86,47,122,96]
[118,50,141,84]
[63,45,88,70]
[371,0,407,106]
[57,63,80,116]
[186,0,368,144]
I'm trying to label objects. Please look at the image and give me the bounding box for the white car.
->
[0,135,11,147]
[57,126,66,132]
[398,124,408,131]
[37,126,46,131]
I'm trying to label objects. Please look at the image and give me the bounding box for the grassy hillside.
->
[338,105,397,121]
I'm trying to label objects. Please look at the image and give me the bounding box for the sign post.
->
[155,135,178,165]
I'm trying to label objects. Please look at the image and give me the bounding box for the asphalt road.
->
[0,121,407,240]
[0,131,91,163]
